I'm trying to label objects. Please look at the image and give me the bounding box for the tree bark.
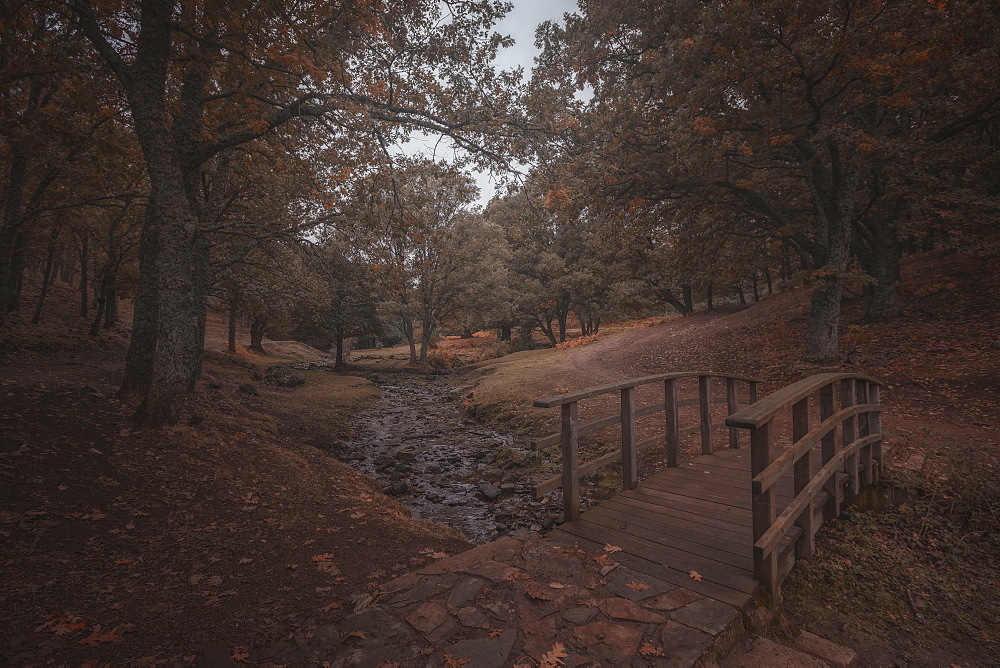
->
[401,314,417,364]
[706,282,714,310]
[120,208,158,405]
[227,297,237,353]
[862,219,901,323]
[78,231,89,318]
[250,316,267,353]
[30,226,61,324]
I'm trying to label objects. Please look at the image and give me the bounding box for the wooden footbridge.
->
[531,372,884,606]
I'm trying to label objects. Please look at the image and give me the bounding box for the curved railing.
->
[725,372,884,598]
[533,372,763,521]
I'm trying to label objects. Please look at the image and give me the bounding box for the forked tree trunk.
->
[401,314,417,364]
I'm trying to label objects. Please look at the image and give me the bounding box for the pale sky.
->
[398,0,581,207]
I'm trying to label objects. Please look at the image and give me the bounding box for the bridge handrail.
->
[533,372,764,521]
[725,372,884,599]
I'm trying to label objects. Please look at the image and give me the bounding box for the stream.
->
[333,373,558,544]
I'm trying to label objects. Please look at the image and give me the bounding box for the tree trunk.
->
[419,308,435,365]
[0,147,28,328]
[498,323,511,341]
[593,316,601,334]
[401,314,417,364]
[535,313,557,346]
[104,286,118,328]
[119,209,158,405]
[250,316,267,353]
[227,298,237,353]
[31,226,61,324]
[862,219,901,323]
[90,294,107,336]
[682,284,693,313]
[751,274,760,302]
[706,282,714,310]
[662,288,691,315]
[78,232,89,318]
[763,268,773,296]
[734,283,746,305]
[334,326,346,370]
[460,327,473,339]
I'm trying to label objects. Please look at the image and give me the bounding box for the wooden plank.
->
[535,372,763,407]
[791,398,814,559]
[819,382,837,521]
[856,380,872,486]
[751,404,884,494]
[549,530,753,607]
[727,372,881,429]
[621,387,637,490]
[699,375,713,455]
[664,378,679,467]
[562,402,580,522]
[560,519,759,593]
[620,486,753,521]
[750,421,776,596]
[726,377,739,449]
[870,384,883,482]
[841,380,859,496]
[601,496,752,540]
[605,491,754,534]
[754,434,883,560]
[583,505,752,561]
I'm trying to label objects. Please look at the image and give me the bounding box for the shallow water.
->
[338,374,553,544]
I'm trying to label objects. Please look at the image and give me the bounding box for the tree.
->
[68,0,519,424]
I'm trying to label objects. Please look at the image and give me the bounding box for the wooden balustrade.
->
[725,372,884,599]
[533,372,763,521]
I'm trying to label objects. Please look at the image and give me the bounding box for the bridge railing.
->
[725,372,884,599]
[532,372,763,522]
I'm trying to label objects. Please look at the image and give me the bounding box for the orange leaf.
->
[639,642,665,657]
[689,570,702,582]
[625,581,650,591]
[603,544,622,553]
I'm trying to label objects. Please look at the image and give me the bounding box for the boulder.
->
[265,366,306,387]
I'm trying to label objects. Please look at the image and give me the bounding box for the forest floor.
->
[0,246,997,666]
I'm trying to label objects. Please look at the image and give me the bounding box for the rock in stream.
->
[336,374,557,544]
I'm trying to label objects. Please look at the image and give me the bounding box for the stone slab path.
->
[271,533,754,667]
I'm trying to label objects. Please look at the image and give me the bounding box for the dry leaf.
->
[593,554,615,567]
[548,582,569,589]
[539,641,568,667]
[36,613,85,635]
[443,654,470,668]
[488,627,505,638]
[312,553,335,562]
[625,581,650,591]
[639,642,665,657]
[232,651,250,663]
[347,631,366,640]
[604,544,622,553]
[78,625,126,646]
[238,558,252,565]
[524,581,552,601]
[689,570,702,582]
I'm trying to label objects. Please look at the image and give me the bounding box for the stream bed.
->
[334,373,559,544]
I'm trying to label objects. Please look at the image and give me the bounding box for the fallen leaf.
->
[524,581,552,601]
[548,582,569,589]
[593,554,615,567]
[604,544,622,553]
[689,570,702,582]
[625,581,650,591]
[347,631,366,640]
[78,625,126,646]
[311,553,335,562]
[232,651,249,663]
[36,613,85,635]
[443,654,470,668]
[488,627,504,638]
[539,641,568,667]
[639,642,666,657]
[429,551,447,559]
[238,558,252,565]
[83,509,106,521]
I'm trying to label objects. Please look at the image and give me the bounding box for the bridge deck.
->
[550,447,809,607]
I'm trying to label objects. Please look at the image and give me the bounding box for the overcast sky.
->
[399,0,581,207]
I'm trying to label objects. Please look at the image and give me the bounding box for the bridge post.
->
[856,380,872,486]
[726,378,739,449]
[841,380,859,496]
[699,376,713,455]
[621,387,637,490]
[664,378,679,467]
[870,384,883,483]
[750,421,778,598]
[561,402,580,522]
[820,383,837,520]
[792,398,814,559]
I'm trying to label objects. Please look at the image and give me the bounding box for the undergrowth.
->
[783,448,1000,656]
